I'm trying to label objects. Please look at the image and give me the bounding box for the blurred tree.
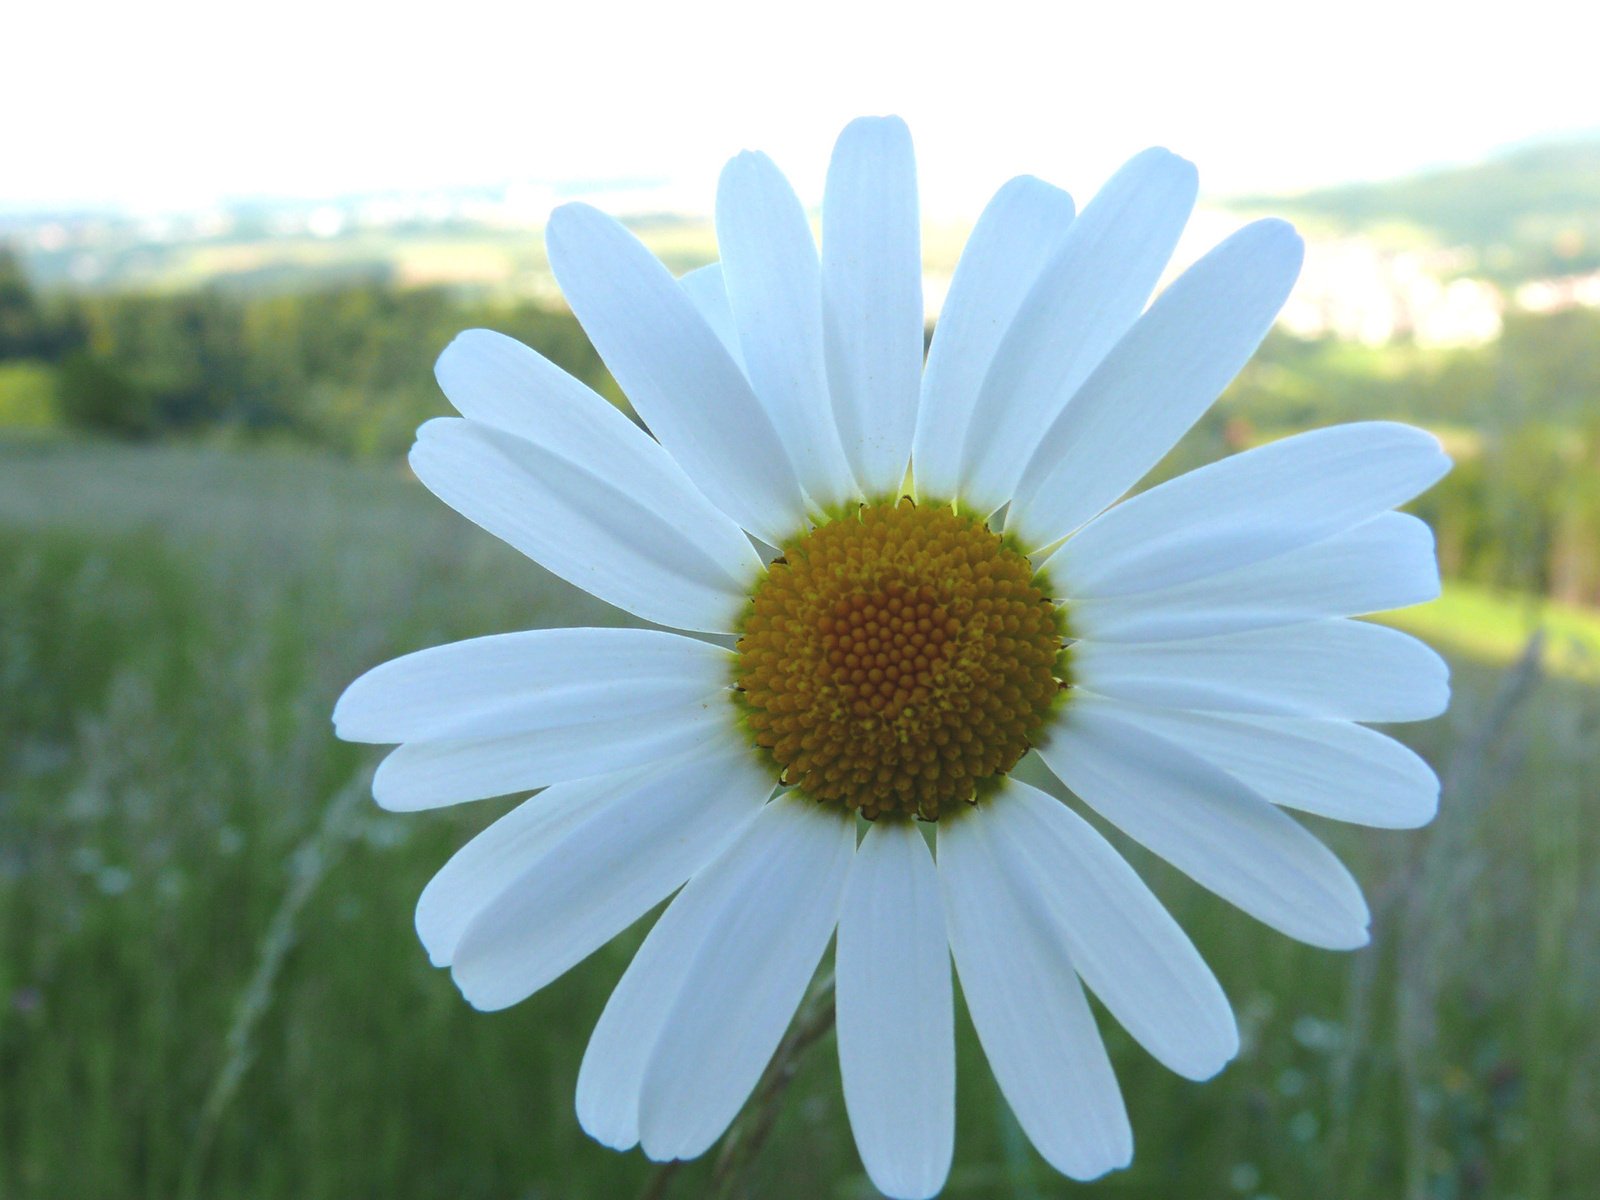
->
[55,352,157,439]
[0,244,86,361]
[1,245,51,358]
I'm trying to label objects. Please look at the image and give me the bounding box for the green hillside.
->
[1234,136,1600,282]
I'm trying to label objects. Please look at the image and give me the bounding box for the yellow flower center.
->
[734,499,1068,821]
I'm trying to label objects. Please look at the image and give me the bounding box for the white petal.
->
[1071,618,1450,722]
[913,175,1075,502]
[1066,694,1440,828]
[822,115,923,498]
[1009,219,1304,549]
[1070,513,1440,642]
[985,782,1237,1081]
[576,852,720,1151]
[414,779,602,968]
[448,739,774,1010]
[546,203,808,545]
[334,627,729,743]
[1038,706,1371,949]
[718,151,859,511]
[836,821,954,1200]
[958,148,1198,515]
[371,701,729,811]
[410,417,758,633]
[1050,422,1451,597]
[638,796,855,1161]
[937,813,1132,1180]
[433,330,761,594]
[678,264,745,369]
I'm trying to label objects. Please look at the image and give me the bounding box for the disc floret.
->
[734,500,1067,820]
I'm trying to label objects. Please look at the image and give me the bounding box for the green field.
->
[2,440,1596,1199]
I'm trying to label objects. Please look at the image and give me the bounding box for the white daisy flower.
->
[334,116,1450,1198]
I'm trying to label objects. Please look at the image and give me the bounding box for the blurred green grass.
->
[1383,581,1600,683]
[2,440,1596,1199]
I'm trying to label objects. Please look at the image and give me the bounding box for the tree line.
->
[0,246,614,455]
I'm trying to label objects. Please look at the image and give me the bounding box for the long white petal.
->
[938,812,1131,1180]
[447,739,774,1010]
[1071,618,1450,722]
[1009,219,1304,549]
[546,203,808,545]
[678,264,745,369]
[1038,706,1371,949]
[433,329,761,591]
[414,779,604,968]
[836,821,953,1200]
[576,859,716,1151]
[370,702,729,811]
[718,151,858,511]
[1050,422,1451,597]
[638,796,855,1161]
[334,627,729,743]
[958,148,1197,515]
[1070,513,1440,642]
[1066,694,1440,828]
[913,175,1075,502]
[986,782,1237,1081]
[410,417,758,633]
[822,115,923,498]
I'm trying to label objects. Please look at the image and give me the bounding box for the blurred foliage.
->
[1222,311,1600,432]
[0,248,84,361]
[2,442,1597,1200]
[1218,313,1600,605]
[54,352,157,439]
[0,244,617,455]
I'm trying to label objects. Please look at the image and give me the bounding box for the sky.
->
[6,0,1597,218]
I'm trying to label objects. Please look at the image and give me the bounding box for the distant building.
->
[1276,234,1504,347]
[1515,271,1600,314]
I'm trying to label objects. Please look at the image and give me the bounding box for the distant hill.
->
[1231,136,1600,283]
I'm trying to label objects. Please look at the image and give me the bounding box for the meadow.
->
[1,437,1596,1199]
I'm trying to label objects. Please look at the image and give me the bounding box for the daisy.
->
[334,116,1450,1198]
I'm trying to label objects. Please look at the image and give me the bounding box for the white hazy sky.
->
[5,0,1597,216]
